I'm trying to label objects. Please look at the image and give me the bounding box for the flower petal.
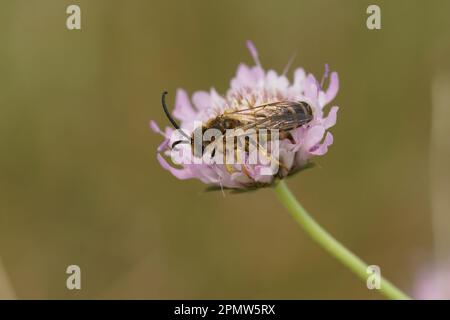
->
[323,106,339,129]
[293,68,306,89]
[157,154,194,180]
[304,74,319,103]
[173,89,197,123]
[157,139,170,152]
[149,120,161,133]
[305,125,325,150]
[324,72,339,105]
[192,91,211,111]
[310,132,333,156]
[231,64,252,89]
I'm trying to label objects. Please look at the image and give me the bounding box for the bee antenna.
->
[171,140,190,149]
[161,91,191,140]
[162,91,180,130]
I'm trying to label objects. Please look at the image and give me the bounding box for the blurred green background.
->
[0,0,449,299]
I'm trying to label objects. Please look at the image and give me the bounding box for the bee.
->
[161,91,314,156]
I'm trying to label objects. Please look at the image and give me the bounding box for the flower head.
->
[414,260,450,299]
[151,41,339,190]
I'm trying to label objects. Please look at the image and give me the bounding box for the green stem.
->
[273,180,411,300]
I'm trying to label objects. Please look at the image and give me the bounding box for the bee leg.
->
[225,163,235,174]
[248,137,287,173]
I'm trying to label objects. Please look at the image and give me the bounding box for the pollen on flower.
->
[151,41,339,190]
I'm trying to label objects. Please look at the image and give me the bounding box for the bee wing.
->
[226,100,302,112]
[225,101,298,117]
[223,102,295,129]
[225,101,279,113]
[207,100,311,143]
[227,115,310,135]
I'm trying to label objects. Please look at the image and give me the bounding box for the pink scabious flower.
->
[414,261,450,299]
[151,41,339,190]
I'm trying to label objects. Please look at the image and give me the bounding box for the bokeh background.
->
[0,0,449,299]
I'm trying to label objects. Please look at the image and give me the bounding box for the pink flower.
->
[151,41,339,190]
[414,260,450,299]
